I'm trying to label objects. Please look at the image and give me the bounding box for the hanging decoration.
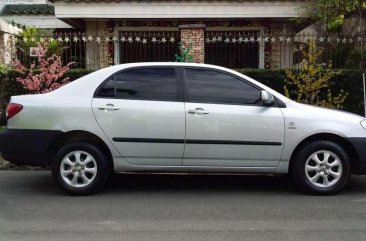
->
[262,20,272,69]
[106,20,115,66]
[20,32,362,48]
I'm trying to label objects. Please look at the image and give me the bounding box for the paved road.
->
[1,171,366,241]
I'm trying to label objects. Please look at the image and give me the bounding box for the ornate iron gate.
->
[119,31,180,64]
[205,31,260,69]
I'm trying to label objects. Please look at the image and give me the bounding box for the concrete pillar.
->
[0,31,16,66]
[85,20,109,69]
[179,24,205,63]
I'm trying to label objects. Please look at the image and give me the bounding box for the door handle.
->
[98,104,119,111]
[188,108,209,115]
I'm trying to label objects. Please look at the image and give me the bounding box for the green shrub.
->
[330,70,364,115]
[235,69,286,92]
[65,69,96,81]
[284,41,347,109]
[175,43,194,62]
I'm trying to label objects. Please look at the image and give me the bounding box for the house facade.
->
[51,0,305,69]
[0,0,71,64]
[0,0,71,28]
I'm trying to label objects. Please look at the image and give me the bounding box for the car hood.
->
[285,101,365,124]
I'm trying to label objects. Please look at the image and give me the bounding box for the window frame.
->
[181,67,266,106]
[94,66,184,102]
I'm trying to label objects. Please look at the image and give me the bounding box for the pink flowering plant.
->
[14,44,74,94]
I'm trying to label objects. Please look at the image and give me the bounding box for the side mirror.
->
[261,90,274,106]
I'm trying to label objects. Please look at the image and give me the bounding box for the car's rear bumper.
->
[0,129,62,167]
[347,137,366,175]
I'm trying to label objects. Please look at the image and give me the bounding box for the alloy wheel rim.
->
[60,151,97,188]
[305,150,343,188]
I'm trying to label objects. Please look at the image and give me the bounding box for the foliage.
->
[284,41,347,109]
[16,26,65,68]
[0,65,8,122]
[65,68,95,80]
[47,39,66,56]
[0,64,8,76]
[301,0,366,31]
[327,45,365,70]
[14,44,74,94]
[235,69,287,91]
[345,49,366,69]
[175,43,194,62]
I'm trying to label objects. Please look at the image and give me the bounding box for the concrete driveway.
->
[1,171,366,241]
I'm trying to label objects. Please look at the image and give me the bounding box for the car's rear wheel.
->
[291,141,350,195]
[51,142,110,195]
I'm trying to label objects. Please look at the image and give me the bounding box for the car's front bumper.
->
[348,137,366,175]
[0,129,62,167]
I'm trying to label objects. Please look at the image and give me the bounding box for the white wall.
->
[0,0,47,4]
[0,0,47,3]
[54,0,305,19]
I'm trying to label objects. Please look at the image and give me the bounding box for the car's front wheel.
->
[291,141,350,195]
[51,142,110,195]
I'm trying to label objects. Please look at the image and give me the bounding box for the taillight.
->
[6,103,23,120]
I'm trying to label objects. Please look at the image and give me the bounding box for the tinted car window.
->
[97,78,115,98]
[184,68,260,105]
[115,68,177,101]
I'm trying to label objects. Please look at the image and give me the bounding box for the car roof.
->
[106,62,230,72]
[53,62,291,104]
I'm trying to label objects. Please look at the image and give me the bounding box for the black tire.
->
[291,141,350,195]
[51,142,110,195]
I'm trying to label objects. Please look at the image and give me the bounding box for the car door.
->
[92,66,185,166]
[182,67,285,167]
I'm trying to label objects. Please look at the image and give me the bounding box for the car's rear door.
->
[92,66,185,166]
[182,67,285,167]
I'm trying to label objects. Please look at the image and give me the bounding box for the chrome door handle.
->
[98,104,119,111]
[188,108,209,115]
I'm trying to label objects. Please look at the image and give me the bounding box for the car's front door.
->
[92,67,185,166]
[182,67,285,167]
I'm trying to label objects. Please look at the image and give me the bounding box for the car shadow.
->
[103,173,366,196]
[7,171,366,196]
[105,173,296,194]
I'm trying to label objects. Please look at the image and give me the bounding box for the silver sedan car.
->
[1,63,366,195]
